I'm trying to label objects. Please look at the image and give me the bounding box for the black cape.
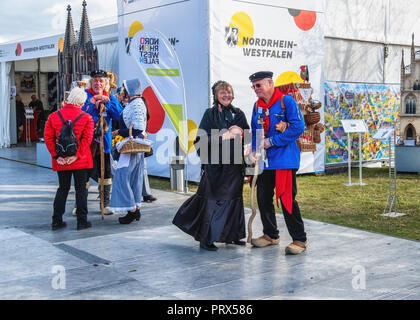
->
[172,103,250,245]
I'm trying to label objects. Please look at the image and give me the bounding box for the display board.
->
[324,81,400,163]
[340,119,368,133]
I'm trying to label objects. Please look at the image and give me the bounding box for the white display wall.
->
[118,0,325,180]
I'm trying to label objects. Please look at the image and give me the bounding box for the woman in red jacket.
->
[44,87,94,231]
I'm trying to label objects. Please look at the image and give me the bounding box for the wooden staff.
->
[247,153,261,243]
[247,114,265,244]
[99,102,105,220]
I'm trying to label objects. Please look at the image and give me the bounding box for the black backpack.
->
[55,111,86,157]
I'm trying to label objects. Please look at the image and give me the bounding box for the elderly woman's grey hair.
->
[66,87,88,106]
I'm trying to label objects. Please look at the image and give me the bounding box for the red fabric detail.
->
[87,89,109,98]
[275,169,293,214]
[44,104,94,171]
[256,88,284,135]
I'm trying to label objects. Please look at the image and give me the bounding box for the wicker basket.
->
[300,142,317,152]
[313,129,321,143]
[314,123,325,133]
[310,99,322,110]
[119,126,151,154]
[304,112,320,126]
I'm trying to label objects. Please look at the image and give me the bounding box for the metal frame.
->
[344,132,366,186]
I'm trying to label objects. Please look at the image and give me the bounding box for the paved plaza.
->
[0,145,419,300]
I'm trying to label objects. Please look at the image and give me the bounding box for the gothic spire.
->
[63,5,76,51]
[401,49,405,70]
[78,0,94,49]
[411,33,415,62]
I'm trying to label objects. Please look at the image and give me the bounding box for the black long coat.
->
[172,104,250,244]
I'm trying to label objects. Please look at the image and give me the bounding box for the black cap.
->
[90,69,108,78]
[249,71,273,82]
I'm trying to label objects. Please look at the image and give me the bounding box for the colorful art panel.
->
[324,82,400,164]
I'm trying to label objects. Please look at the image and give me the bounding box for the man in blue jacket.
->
[83,69,123,215]
[249,71,308,254]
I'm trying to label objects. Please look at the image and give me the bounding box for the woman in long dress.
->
[109,79,148,224]
[172,81,250,251]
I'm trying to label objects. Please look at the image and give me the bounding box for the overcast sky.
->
[0,0,117,44]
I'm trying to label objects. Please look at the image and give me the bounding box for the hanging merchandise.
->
[276,77,323,153]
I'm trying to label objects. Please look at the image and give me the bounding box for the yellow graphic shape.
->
[175,119,199,154]
[162,103,186,146]
[229,11,254,47]
[275,71,303,86]
[128,21,144,37]
[58,38,64,52]
[186,119,198,153]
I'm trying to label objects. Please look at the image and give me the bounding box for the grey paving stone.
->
[0,264,136,300]
[1,151,420,300]
[0,228,88,283]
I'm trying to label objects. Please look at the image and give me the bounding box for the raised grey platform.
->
[0,146,420,300]
[395,145,420,173]
[36,142,52,169]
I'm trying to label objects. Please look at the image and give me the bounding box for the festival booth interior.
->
[0,23,118,151]
[118,0,326,183]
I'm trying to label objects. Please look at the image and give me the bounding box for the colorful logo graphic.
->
[225,10,317,83]
[288,9,317,31]
[225,26,239,47]
[127,21,197,154]
[226,8,316,51]
[228,11,254,47]
[128,20,144,37]
[225,11,299,61]
[15,43,22,56]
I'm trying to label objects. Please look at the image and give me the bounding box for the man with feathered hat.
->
[81,69,123,215]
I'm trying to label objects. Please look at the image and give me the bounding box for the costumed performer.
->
[249,71,308,255]
[81,69,123,215]
[172,80,250,251]
[109,79,147,224]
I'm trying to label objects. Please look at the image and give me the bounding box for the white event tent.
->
[2,0,420,180]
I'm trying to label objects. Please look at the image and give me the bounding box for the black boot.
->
[52,221,67,231]
[143,195,157,203]
[98,184,114,215]
[118,209,141,224]
[103,184,111,208]
[226,240,246,246]
[200,242,218,251]
[77,220,92,230]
